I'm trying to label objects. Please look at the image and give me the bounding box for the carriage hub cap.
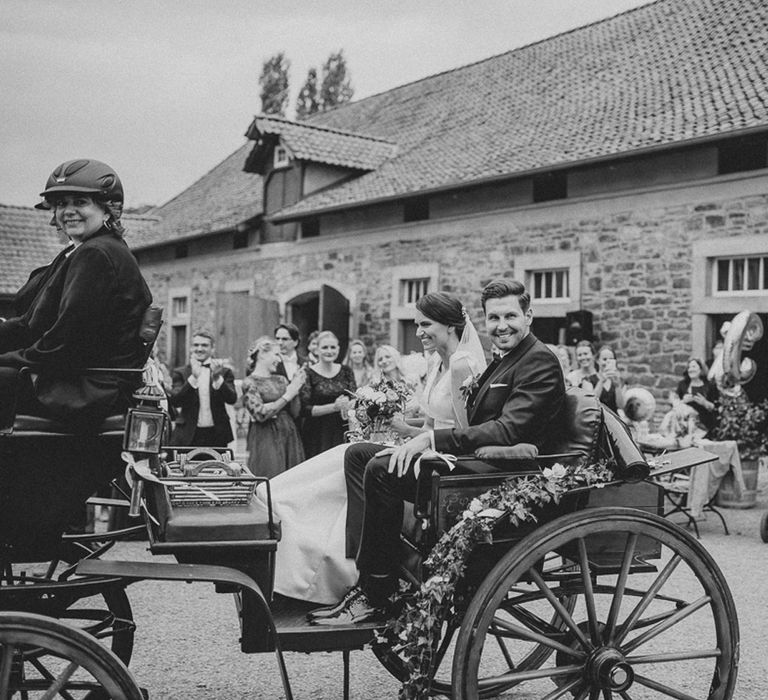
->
[590,648,634,691]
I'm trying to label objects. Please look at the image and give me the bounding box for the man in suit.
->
[274,322,307,381]
[169,331,237,447]
[312,279,566,625]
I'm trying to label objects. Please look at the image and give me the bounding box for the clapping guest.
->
[169,331,237,447]
[565,340,599,390]
[344,339,373,388]
[242,337,305,478]
[595,344,625,413]
[299,331,356,457]
[677,357,719,437]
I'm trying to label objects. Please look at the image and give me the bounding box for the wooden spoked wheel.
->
[1,572,135,667]
[0,611,143,699]
[452,508,739,700]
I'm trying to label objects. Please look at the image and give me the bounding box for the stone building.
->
[46,0,768,401]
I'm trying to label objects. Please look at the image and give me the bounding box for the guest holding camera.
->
[595,344,625,413]
[676,357,719,437]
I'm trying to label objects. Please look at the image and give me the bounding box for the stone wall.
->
[139,168,768,410]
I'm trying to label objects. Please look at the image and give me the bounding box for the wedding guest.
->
[242,337,305,478]
[299,331,356,457]
[594,344,625,413]
[547,343,572,378]
[169,331,237,447]
[676,357,719,437]
[344,339,373,388]
[306,330,320,365]
[565,340,599,391]
[274,322,307,381]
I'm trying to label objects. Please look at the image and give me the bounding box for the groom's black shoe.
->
[309,586,385,626]
[306,586,362,621]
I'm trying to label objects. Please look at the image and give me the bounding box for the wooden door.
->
[216,292,279,378]
[320,285,350,360]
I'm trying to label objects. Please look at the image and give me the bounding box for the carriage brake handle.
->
[128,478,144,518]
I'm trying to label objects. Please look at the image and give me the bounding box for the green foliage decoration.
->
[714,391,768,461]
[374,460,615,699]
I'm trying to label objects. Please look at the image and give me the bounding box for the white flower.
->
[542,463,567,480]
[478,507,506,519]
[468,498,483,513]
[357,386,376,401]
[462,510,475,520]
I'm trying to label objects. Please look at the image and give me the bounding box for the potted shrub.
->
[713,391,768,508]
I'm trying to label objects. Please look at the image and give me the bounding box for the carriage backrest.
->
[543,387,603,463]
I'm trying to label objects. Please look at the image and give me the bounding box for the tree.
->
[259,52,290,116]
[319,50,354,111]
[295,68,320,120]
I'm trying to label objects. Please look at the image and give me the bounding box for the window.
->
[171,296,188,317]
[169,288,190,368]
[714,255,768,295]
[530,269,570,302]
[390,264,439,351]
[399,278,430,306]
[274,145,290,169]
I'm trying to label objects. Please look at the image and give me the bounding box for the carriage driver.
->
[0,158,152,432]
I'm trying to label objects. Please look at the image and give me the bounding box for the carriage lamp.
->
[124,383,169,454]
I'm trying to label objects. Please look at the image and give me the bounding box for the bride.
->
[258,292,487,604]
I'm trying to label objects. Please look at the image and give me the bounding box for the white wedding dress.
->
[257,346,485,604]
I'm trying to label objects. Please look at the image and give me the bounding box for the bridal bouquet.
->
[346,376,413,444]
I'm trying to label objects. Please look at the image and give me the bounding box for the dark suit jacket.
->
[434,333,565,455]
[169,363,237,445]
[0,229,152,427]
[274,350,308,380]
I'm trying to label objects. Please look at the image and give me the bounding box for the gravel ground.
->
[104,463,768,699]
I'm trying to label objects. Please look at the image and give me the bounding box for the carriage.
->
[0,334,740,698]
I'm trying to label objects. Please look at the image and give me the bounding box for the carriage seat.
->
[2,305,163,437]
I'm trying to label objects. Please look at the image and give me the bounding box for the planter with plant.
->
[714,391,768,507]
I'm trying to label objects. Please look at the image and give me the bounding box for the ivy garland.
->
[373,459,615,700]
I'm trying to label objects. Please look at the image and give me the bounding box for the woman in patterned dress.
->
[242,337,306,478]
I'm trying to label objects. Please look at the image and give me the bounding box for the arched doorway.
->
[283,283,352,359]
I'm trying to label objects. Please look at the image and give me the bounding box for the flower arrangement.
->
[346,376,413,443]
[373,459,615,700]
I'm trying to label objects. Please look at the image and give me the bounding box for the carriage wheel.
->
[0,611,143,699]
[1,573,135,667]
[760,512,768,543]
[372,552,578,697]
[452,507,739,700]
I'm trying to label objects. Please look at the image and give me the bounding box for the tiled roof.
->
[245,115,397,172]
[132,144,263,250]
[0,204,157,296]
[271,0,768,219]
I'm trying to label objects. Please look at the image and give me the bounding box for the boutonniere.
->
[459,372,482,406]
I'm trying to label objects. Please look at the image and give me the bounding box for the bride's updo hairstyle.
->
[416,292,466,336]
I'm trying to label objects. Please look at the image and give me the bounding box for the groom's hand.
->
[381,432,432,478]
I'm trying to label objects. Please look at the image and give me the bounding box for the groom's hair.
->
[480,279,530,313]
[416,292,466,334]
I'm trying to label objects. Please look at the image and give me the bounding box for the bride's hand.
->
[378,432,431,478]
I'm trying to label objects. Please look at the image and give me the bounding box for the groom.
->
[311,279,566,625]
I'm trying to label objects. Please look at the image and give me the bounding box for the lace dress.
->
[299,365,357,458]
[258,354,467,603]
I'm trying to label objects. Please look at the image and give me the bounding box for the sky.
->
[0,0,652,209]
